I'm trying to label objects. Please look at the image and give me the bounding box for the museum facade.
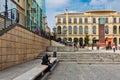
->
[55,10,120,46]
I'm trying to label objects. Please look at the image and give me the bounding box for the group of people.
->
[106,44,118,52]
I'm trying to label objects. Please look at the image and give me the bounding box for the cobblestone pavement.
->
[47,62,120,80]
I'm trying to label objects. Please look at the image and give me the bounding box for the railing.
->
[0,8,50,39]
[0,8,26,30]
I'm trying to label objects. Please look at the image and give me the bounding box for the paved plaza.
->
[0,50,120,80]
[47,62,120,80]
[0,59,42,80]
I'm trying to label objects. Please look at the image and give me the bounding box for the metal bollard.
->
[53,51,57,57]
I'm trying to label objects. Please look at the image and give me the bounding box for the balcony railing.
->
[0,8,50,39]
[0,8,26,30]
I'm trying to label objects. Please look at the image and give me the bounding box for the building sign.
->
[99,18,105,43]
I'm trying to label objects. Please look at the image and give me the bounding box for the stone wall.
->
[0,25,50,70]
[51,40,65,47]
[47,46,78,52]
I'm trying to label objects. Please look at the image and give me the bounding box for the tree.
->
[84,35,89,44]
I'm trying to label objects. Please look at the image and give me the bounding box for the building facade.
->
[0,0,26,29]
[0,0,16,12]
[55,10,120,46]
[26,0,42,32]
[36,0,47,33]
[0,0,46,32]
[36,0,46,15]
[12,0,26,14]
[12,0,26,26]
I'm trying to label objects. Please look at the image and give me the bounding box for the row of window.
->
[57,26,120,34]
[59,37,120,44]
[57,17,120,24]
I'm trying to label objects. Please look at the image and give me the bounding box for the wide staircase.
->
[57,52,120,64]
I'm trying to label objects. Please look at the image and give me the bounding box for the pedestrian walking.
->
[112,45,115,52]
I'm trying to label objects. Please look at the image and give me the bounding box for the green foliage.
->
[84,35,89,44]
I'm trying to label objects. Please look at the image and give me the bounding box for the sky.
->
[45,0,120,31]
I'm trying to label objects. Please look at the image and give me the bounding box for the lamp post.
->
[66,9,68,42]
[43,16,46,32]
[4,0,8,29]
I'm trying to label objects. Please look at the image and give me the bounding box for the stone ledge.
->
[13,58,57,80]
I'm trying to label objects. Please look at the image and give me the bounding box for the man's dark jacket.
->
[41,54,50,65]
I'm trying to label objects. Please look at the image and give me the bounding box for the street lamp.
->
[66,9,68,42]
[43,16,46,32]
[4,0,8,28]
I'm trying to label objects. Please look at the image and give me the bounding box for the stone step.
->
[59,59,78,62]
[59,60,120,63]
[58,57,120,62]
[48,52,120,63]
[80,59,115,62]
[57,56,120,59]
[58,58,99,60]
[57,54,120,57]
[77,62,120,64]
[57,54,120,58]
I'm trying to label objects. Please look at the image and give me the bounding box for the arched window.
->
[105,18,108,23]
[57,38,61,42]
[113,26,117,34]
[119,26,120,34]
[63,18,66,23]
[79,26,83,34]
[85,18,88,23]
[74,18,77,24]
[113,18,116,23]
[79,38,83,46]
[93,18,96,23]
[57,18,61,23]
[119,18,120,23]
[114,37,117,44]
[63,26,66,34]
[105,26,109,34]
[92,37,97,44]
[57,26,61,34]
[84,26,88,34]
[92,26,96,34]
[119,38,120,44]
[74,26,77,34]
[79,18,82,23]
[68,18,71,23]
[68,26,72,34]
[68,38,72,42]
[63,38,67,42]
[74,38,78,44]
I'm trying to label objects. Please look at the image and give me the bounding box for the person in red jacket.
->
[35,28,40,34]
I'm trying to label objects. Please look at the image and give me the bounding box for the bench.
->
[13,58,57,80]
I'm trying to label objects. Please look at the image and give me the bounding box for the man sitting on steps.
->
[41,53,52,72]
